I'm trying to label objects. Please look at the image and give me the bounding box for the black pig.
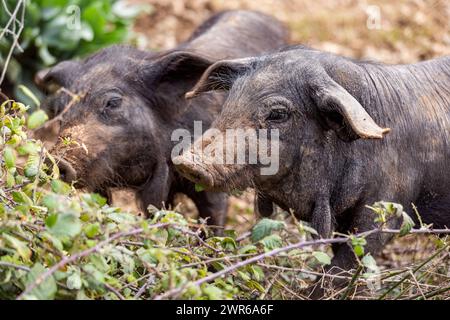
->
[175,46,450,268]
[34,10,289,229]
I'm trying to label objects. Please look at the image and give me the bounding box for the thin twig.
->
[340,265,363,300]
[258,263,352,281]
[411,285,450,300]
[0,261,31,271]
[134,275,155,300]
[0,0,25,85]
[104,283,126,300]
[378,244,449,300]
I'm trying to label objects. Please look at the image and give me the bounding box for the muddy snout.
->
[57,159,77,183]
[173,153,215,188]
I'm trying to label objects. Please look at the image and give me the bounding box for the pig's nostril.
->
[174,160,214,188]
[57,159,77,183]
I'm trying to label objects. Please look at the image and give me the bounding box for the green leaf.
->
[195,183,205,192]
[361,254,378,272]
[45,214,58,228]
[84,223,100,238]
[27,110,48,129]
[202,284,223,300]
[82,264,105,284]
[42,194,65,212]
[219,237,237,250]
[108,212,136,224]
[224,229,237,239]
[51,179,71,195]
[89,254,110,273]
[6,171,15,188]
[3,233,32,262]
[3,147,16,169]
[12,191,33,206]
[66,272,82,290]
[251,218,286,242]
[249,265,264,282]
[23,263,57,300]
[247,280,265,293]
[24,153,40,178]
[399,212,415,237]
[297,222,319,236]
[238,271,251,282]
[47,213,82,239]
[238,244,258,254]
[91,193,107,206]
[18,85,41,107]
[312,251,332,265]
[354,245,365,257]
[41,231,63,251]
[259,234,282,251]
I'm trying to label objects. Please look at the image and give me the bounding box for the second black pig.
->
[34,10,289,229]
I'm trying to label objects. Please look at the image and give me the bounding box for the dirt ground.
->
[116,0,450,270]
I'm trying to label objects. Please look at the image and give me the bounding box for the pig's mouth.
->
[54,154,116,192]
[55,157,92,189]
[174,154,253,193]
[175,161,216,189]
[57,158,79,185]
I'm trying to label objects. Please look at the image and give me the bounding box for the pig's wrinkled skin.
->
[33,10,289,230]
[175,46,450,269]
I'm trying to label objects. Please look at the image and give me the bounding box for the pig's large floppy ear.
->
[185,58,256,99]
[35,60,79,93]
[147,50,216,86]
[312,77,390,141]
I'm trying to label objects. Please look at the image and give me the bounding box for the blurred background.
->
[1,0,449,106]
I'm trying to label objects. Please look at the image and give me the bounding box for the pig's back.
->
[180,10,289,60]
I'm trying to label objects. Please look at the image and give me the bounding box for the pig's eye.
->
[267,108,289,123]
[105,97,122,110]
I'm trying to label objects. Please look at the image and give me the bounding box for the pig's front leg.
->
[311,196,333,238]
[190,191,228,235]
[94,188,113,205]
[330,204,401,270]
[255,193,274,217]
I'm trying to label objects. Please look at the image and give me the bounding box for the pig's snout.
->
[58,159,77,183]
[173,154,215,189]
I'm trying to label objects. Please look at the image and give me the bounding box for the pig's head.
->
[35,45,215,194]
[174,49,390,193]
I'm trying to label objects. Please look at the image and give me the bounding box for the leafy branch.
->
[154,227,450,300]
